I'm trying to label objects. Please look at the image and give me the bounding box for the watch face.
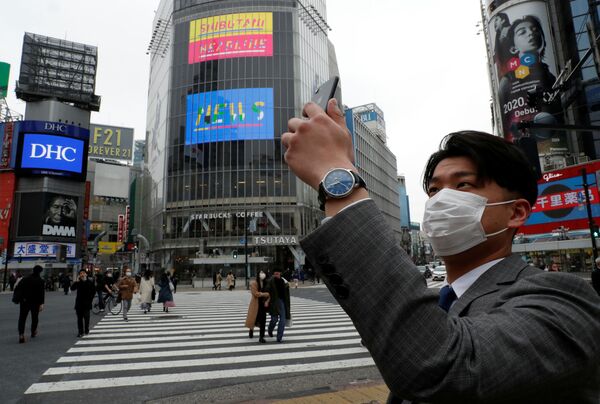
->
[323,169,355,197]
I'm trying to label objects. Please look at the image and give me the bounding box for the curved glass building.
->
[143,0,338,277]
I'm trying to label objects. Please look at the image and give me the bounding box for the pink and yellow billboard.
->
[189,12,273,64]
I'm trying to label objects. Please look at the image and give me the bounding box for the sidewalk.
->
[270,382,390,404]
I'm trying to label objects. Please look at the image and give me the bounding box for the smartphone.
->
[310,76,340,113]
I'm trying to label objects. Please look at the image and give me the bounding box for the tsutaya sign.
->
[191,211,263,220]
[253,235,298,245]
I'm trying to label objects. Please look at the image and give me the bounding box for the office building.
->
[144,0,338,276]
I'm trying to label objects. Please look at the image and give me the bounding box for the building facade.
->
[144,0,338,277]
[345,103,402,239]
[481,0,600,171]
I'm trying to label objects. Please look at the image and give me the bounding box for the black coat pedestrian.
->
[70,279,95,310]
[19,273,45,305]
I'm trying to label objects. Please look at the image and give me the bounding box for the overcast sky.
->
[1,0,492,224]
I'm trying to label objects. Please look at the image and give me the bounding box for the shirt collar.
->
[446,257,506,298]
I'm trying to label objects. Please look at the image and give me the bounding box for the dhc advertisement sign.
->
[186,88,274,144]
[21,133,84,173]
[14,120,89,180]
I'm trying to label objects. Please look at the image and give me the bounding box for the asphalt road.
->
[0,281,444,404]
[0,289,104,404]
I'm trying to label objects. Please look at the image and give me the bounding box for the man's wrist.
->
[324,188,370,217]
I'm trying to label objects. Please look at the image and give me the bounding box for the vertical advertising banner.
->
[0,121,14,169]
[124,205,130,240]
[82,181,91,252]
[188,12,273,64]
[486,1,566,154]
[117,214,124,242]
[186,88,274,144]
[520,161,600,235]
[0,172,16,251]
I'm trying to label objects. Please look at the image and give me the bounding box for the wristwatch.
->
[318,168,367,211]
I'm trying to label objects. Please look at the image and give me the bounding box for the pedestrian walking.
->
[14,265,45,344]
[139,269,155,313]
[116,268,137,321]
[94,270,106,312]
[60,273,71,295]
[170,273,178,293]
[212,271,218,290]
[9,272,16,291]
[266,270,291,343]
[70,269,95,337]
[157,271,175,312]
[245,271,270,343]
[215,271,222,290]
[226,271,235,291]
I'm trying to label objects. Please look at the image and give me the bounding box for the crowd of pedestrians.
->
[11,265,179,342]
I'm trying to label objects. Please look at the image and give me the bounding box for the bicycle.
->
[92,291,122,315]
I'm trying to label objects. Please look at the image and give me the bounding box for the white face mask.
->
[259,273,266,280]
[422,188,515,257]
[126,272,132,277]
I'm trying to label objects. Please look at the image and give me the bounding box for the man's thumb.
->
[326,98,346,127]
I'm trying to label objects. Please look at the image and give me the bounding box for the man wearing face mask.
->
[281,99,600,403]
[71,269,95,337]
[116,267,137,322]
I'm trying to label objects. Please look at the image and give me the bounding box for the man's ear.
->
[508,199,531,229]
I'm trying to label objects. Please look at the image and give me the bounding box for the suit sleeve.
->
[301,200,600,402]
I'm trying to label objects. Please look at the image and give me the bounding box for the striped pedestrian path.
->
[24,291,374,397]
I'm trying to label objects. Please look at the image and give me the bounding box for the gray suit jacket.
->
[301,200,600,403]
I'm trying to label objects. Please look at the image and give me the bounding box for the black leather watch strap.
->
[318,171,366,211]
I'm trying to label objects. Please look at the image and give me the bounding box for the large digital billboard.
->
[88,124,134,161]
[18,192,79,240]
[485,1,566,155]
[14,120,89,180]
[520,161,600,235]
[188,12,273,64]
[186,88,274,144]
[21,133,85,173]
[16,33,100,110]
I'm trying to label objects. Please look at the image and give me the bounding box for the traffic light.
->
[232,250,238,259]
[593,226,599,238]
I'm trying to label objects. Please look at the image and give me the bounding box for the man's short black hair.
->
[32,265,43,274]
[422,131,538,206]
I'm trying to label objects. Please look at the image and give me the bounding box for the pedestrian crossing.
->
[25,292,374,396]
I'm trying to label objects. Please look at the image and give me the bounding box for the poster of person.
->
[42,193,78,238]
[486,1,567,154]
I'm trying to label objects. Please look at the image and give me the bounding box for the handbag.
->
[12,284,23,304]
[151,288,156,301]
[165,300,176,308]
[169,281,174,292]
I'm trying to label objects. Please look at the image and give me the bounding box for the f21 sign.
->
[15,121,89,181]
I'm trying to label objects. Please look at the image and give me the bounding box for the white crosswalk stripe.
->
[25,292,375,395]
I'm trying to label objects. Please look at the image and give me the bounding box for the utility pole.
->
[245,211,249,289]
[581,168,598,261]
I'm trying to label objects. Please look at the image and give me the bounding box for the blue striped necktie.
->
[438,285,457,312]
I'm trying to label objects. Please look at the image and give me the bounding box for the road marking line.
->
[68,331,360,353]
[57,338,362,363]
[75,325,358,345]
[46,347,368,375]
[27,358,375,394]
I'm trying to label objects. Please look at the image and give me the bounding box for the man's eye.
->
[457,182,471,189]
[427,187,438,196]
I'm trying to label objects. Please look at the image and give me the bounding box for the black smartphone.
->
[310,76,340,112]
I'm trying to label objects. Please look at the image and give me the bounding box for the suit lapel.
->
[449,254,529,316]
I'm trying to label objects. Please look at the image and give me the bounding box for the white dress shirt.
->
[447,257,506,298]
